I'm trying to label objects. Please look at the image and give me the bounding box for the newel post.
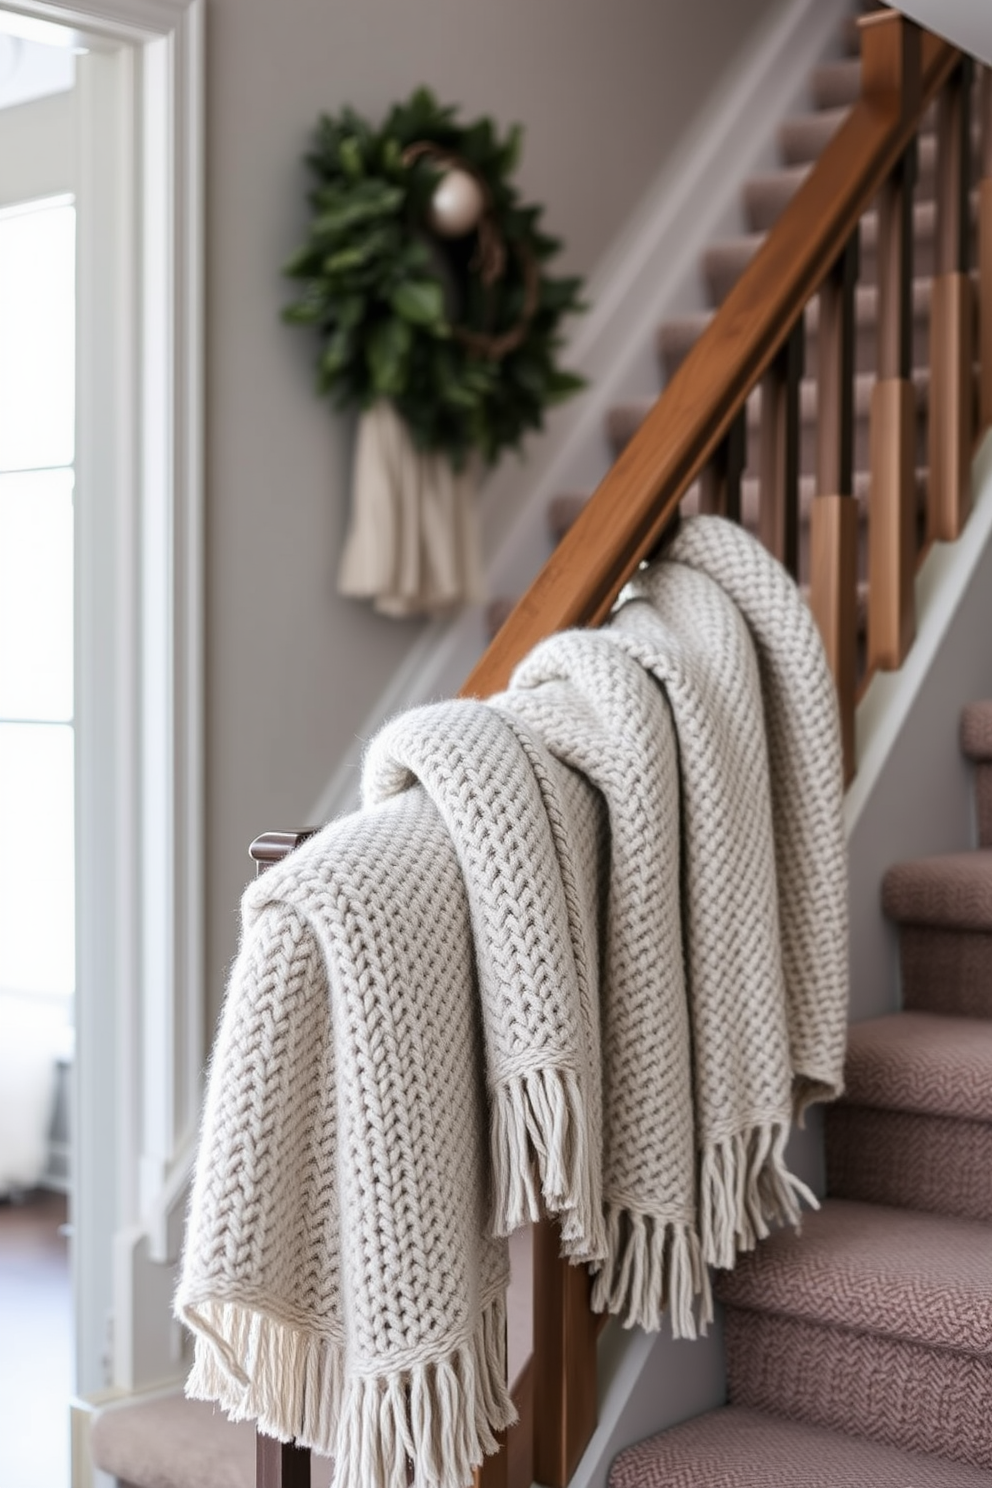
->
[929,53,975,539]
[862,12,921,673]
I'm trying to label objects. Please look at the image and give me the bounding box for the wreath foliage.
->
[283,88,586,468]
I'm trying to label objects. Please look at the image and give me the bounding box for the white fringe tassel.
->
[490,1066,606,1264]
[699,1121,817,1272]
[180,1291,515,1488]
[181,1300,345,1450]
[590,1206,712,1340]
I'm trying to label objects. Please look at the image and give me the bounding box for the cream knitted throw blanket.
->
[176,517,848,1488]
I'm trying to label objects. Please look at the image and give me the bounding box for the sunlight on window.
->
[0,469,73,720]
[0,197,74,473]
[0,195,75,1006]
[0,724,75,996]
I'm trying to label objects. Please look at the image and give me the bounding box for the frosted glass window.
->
[0,198,75,473]
[0,723,75,996]
[0,468,73,720]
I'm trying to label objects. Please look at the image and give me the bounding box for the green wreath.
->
[282,88,586,469]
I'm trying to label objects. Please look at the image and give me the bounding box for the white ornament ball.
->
[427,168,485,238]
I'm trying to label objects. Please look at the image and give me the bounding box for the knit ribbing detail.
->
[658,516,849,1117]
[499,632,706,1337]
[362,699,606,1264]
[611,559,818,1266]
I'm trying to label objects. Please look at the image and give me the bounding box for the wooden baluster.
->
[475,1432,509,1488]
[809,230,858,783]
[532,1218,599,1488]
[256,1437,311,1488]
[929,57,975,541]
[698,409,746,522]
[250,832,319,1488]
[869,135,918,672]
[980,66,992,431]
[758,319,803,577]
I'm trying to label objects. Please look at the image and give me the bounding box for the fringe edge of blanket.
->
[700,1119,818,1274]
[177,1291,516,1488]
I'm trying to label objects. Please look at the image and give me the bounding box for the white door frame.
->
[3,0,204,1396]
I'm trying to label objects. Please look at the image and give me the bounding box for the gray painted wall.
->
[203,0,787,1022]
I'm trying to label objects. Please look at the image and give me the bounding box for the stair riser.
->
[725,1307,992,1470]
[777,318,931,385]
[805,316,931,383]
[826,1104,992,1223]
[900,927,992,1018]
[810,61,860,112]
[744,410,927,487]
[977,762,992,849]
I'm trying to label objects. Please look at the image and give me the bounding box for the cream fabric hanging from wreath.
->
[338,399,485,617]
[283,91,586,621]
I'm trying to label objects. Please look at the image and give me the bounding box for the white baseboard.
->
[309,0,853,825]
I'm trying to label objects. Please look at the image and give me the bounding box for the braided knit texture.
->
[176,516,848,1487]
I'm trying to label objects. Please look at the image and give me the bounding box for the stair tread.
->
[90,1394,337,1488]
[962,701,992,763]
[882,849,992,930]
[609,1404,992,1488]
[714,1198,992,1358]
[842,1011,992,1121]
[780,107,849,167]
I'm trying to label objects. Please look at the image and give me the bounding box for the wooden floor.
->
[0,1189,72,1488]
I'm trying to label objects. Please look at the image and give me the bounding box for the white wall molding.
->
[12,0,204,1402]
[308,0,851,825]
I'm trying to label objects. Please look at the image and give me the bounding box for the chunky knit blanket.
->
[176,517,848,1488]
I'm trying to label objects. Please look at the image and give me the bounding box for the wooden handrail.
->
[462,23,958,701]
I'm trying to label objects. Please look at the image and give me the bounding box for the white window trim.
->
[6,0,204,1396]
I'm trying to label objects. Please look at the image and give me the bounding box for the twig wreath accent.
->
[283,88,586,470]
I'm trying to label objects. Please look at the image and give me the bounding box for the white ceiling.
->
[889,0,992,68]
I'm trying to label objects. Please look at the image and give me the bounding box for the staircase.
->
[609,703,992,1482]
[487,13,977,642]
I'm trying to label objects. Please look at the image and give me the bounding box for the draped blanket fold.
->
[176,517,849,1488]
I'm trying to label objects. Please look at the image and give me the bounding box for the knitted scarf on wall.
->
[175,517,849,1488]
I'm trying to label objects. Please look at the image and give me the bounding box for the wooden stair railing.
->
[245,14,992,1487]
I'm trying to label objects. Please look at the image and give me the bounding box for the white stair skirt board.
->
[309,0,853,825]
